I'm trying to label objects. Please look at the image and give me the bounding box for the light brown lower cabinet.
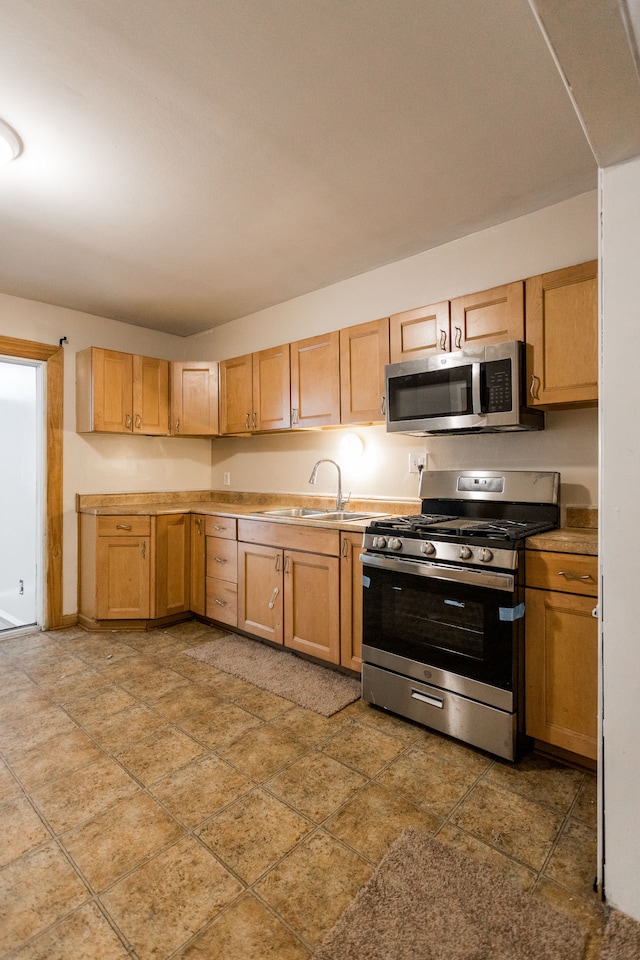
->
[525,550,598,761]
[237,520,341,664]
[340,532,364,671]
[190,515,207,616]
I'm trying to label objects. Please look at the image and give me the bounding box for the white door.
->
[0,359,40,630]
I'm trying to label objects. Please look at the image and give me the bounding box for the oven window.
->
[363,564,517,690]
[389,366,472,421]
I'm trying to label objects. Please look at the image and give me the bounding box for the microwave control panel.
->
[483,359,512,412]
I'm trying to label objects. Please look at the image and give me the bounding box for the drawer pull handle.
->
[141,542,146,559]
[214,598,226,606]
[439,329,447,350]
[213,524,224,531]
[530,374,540,400]
[116,524,132,530]
[268,587,279,609]
[411,690,444,709]
[558,571,594,581]
[125,413,132,429]
[214,556,227,563]
[454,326,462,349]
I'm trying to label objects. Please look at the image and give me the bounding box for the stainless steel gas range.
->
[360,469,559,761]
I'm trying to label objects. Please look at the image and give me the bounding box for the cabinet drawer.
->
[237,519,340,556]
[206,578,238,626]
[206,537,238,582]
[204,515,237,539]
[97,516,151,536]
[526,551,598,597]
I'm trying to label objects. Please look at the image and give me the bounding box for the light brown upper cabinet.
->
[219,345,291,434]
[526,260,598,408]
[389,301,451,361]
[340,318,389,423]
[170,360,219,436]
[76,347,169,435]
[290,331,341,428]
[450,281,525,350]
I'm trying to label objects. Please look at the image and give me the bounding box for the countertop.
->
[525,526,598,556]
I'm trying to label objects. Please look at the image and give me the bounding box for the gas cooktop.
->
[367,514,556,542]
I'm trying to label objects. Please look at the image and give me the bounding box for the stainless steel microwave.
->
[385,341,544,435]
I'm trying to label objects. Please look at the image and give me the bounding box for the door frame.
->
[0,336,63,629]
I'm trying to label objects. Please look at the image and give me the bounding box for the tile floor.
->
[0,620,605,960]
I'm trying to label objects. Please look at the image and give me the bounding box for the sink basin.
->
[314,511,384,521]
[253,508,329,518]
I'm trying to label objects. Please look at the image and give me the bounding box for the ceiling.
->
[0,1,625,337]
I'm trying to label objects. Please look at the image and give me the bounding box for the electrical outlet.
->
[408,452,427,475]
[223,471,231,486]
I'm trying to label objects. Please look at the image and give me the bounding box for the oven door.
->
[361,553,522,697]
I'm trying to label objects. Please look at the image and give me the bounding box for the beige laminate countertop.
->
[526,526,598,556]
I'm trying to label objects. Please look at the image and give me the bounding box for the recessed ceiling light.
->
[0,118,22,164]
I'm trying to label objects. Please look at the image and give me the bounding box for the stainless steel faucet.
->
[308,459,351,510]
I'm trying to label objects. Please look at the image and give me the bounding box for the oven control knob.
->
[372,536,387,549]
[458,544,473,560]
[421,541,436,556]
[477,547,493,563]
[388,537,403,551]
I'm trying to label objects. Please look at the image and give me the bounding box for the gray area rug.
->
[185,634,360,716]
[600,908,640,960]
[313,830,587,960]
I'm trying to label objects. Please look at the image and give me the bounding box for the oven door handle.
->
[360,552,515,592]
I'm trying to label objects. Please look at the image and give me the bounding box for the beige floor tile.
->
[270,705,347,745]
[115,726,206,785]
[450,779,565,871]
[115,666,192,703]
[377,744,480,819]
[74,638,139,668]
[254,830,372,946]
[418,730,494,775]
[196,670,256,699]
[102,836,243,960]
[573,775,597,828]
[0,682,52,722]
[233,686,294,720]
[150,753,253,828]
[23,653,88,684]
[61,686,138,725]
[267,752,367,822]
[0,758,22,802]
[177,701,263,749]
[10,727,106,790]
[31,756,140,834]
[321,720,405,776]
[0,705,79,760]
[40,668,117,704]
[436,823,537,891]
[485,752,585,812]
[10,901,132,960]
[544,817,598,896]
[324,780,439,863]
[80,703,168,752]
[217,723,308,781]
[151,683,220,722]
[0,841,89,955]
[176,893,311,960]
[197,788,312,883]
[62,791,184,891]
[0,796,51,866]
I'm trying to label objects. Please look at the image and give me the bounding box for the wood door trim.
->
[0,335,63,629]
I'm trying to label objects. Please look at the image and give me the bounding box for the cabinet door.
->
[170,361,219,436]
[96,534,150,619]
[340,532,363,671]
[284,549,340,663]
[290,331,340,428]
[253,344,291,431]
[340,319,389,424]
[237,542,283,643]
[525,587,598,760]
[526,260,598,408]
[77,347,133,433]
[219,354,253,434]
[389,301,451,361]
[132,355,169,435]
[190,515,206,616]
[450,281,524,350]
[154,514,190,618]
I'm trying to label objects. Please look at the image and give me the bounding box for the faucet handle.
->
[339,491,352,510]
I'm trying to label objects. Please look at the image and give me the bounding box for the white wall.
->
[600,155,640,919]
[195,192,599,516]
[0,295,214,620]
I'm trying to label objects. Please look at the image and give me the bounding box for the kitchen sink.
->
[253,508,386,521]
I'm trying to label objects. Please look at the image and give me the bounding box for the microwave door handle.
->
[471,362,482,415]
